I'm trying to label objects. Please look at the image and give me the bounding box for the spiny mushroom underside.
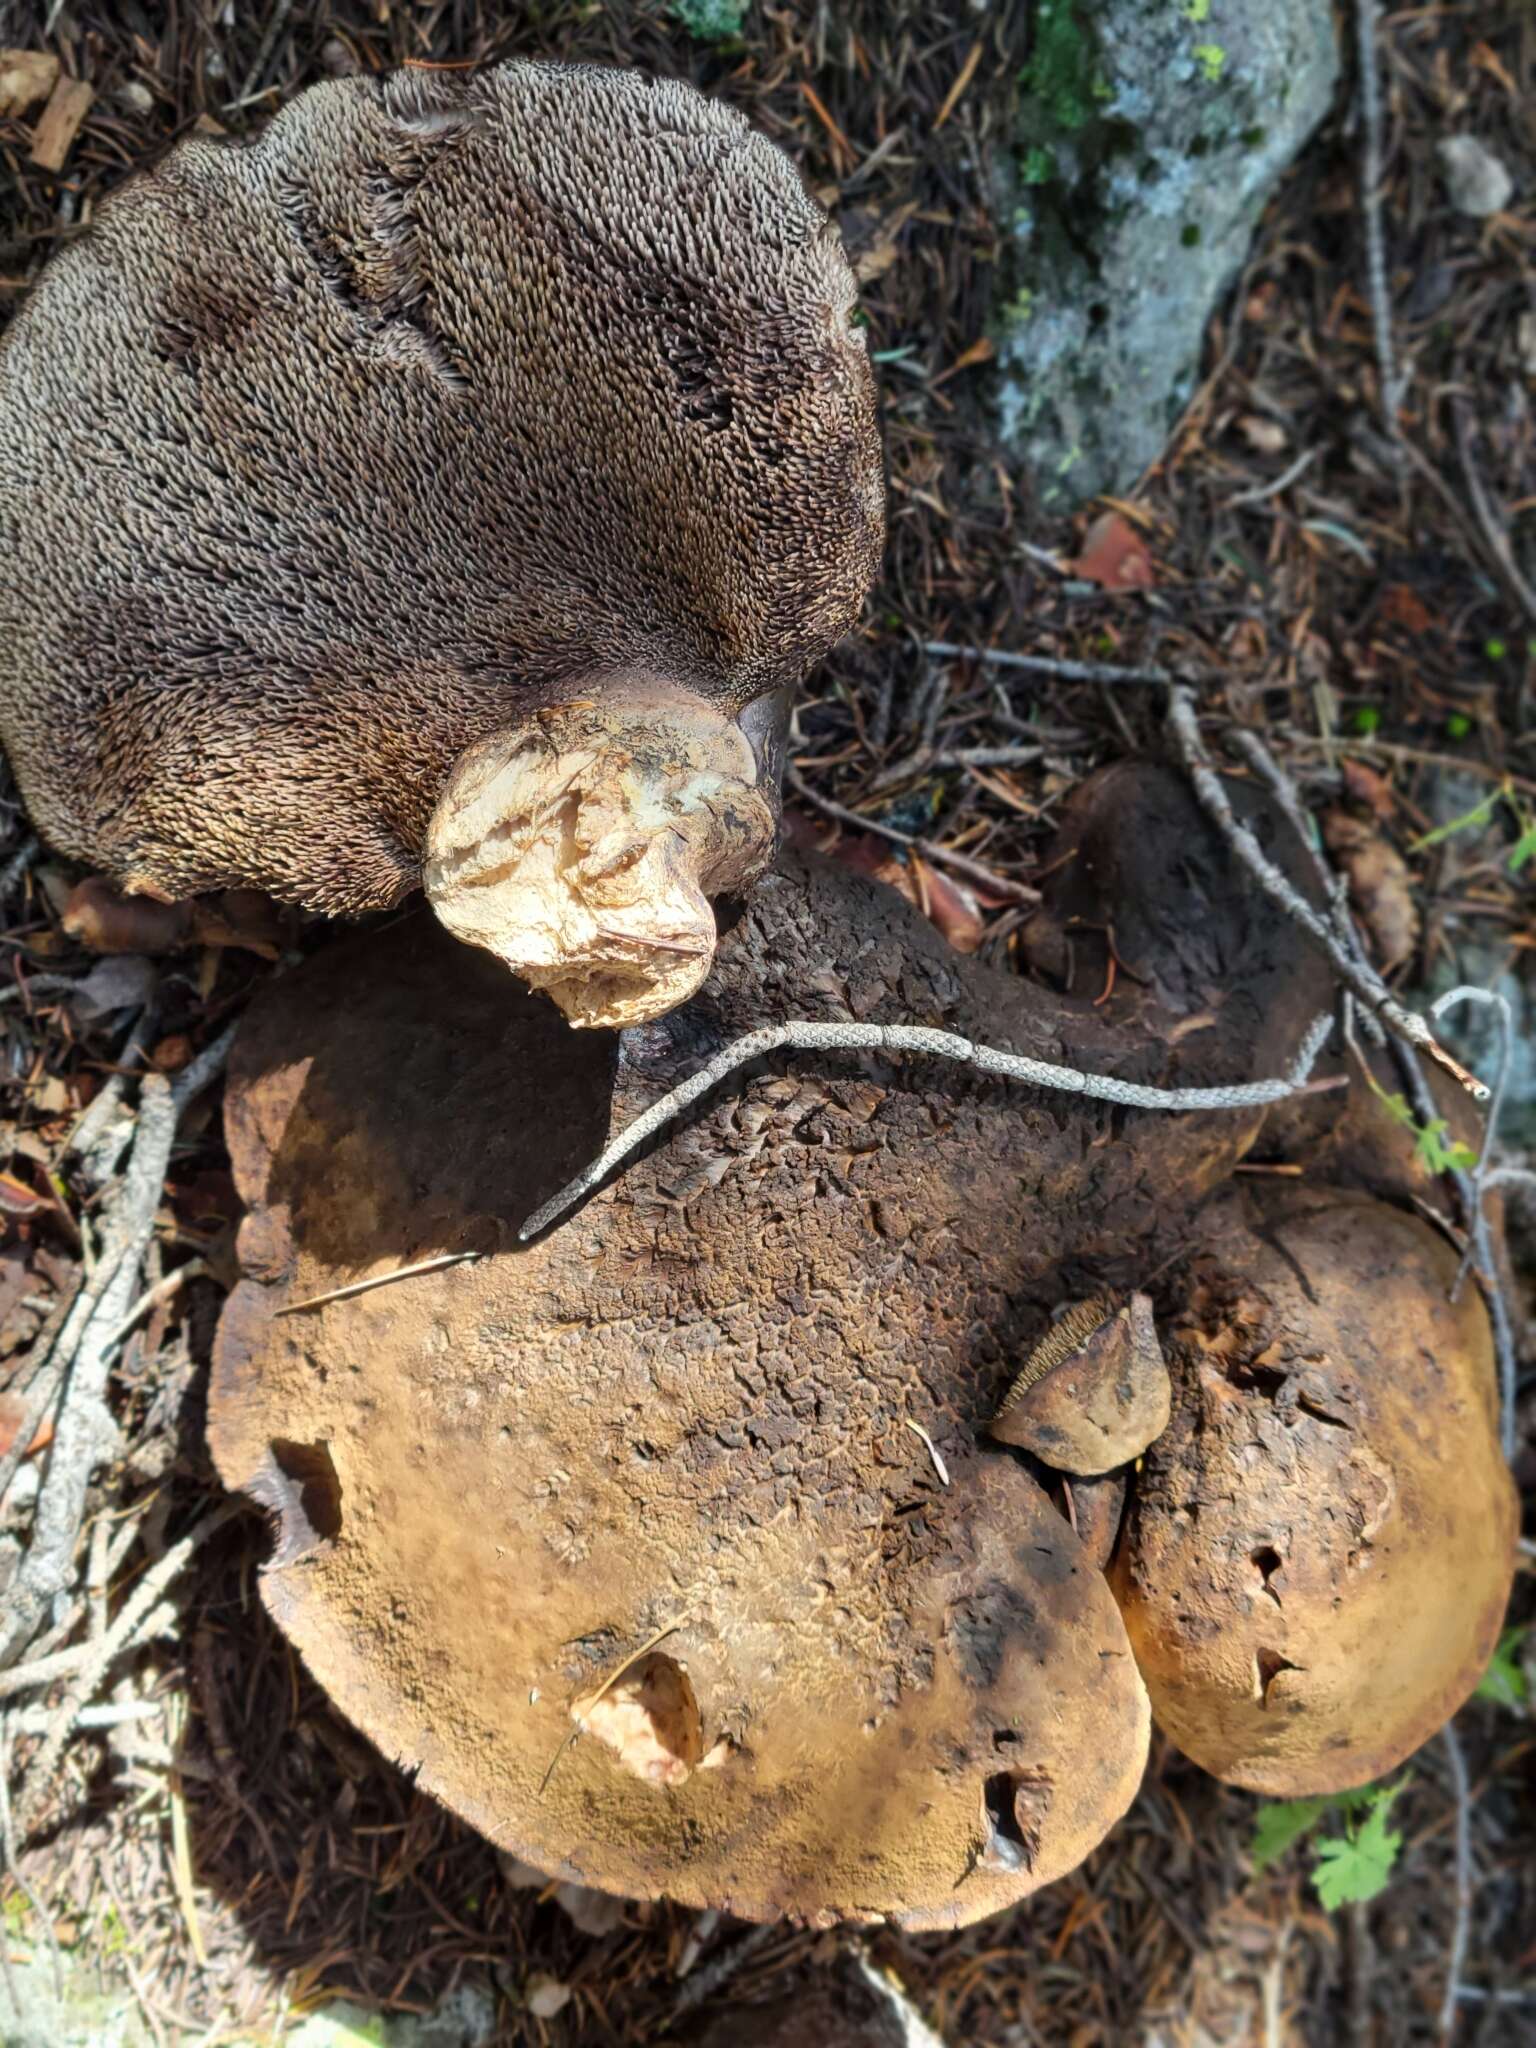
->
[208,765,1339,1926]
[0,61,882,914]
[1112,1183,1517,1796]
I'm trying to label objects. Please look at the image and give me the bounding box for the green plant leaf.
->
[1509,824,1536,874]
[1475,1626,1530,1711]
[1409,790,1498,852]
[1413,1118,1478,1176]
[1251,1796,1329,1871]
[1312,1791,1403,1909]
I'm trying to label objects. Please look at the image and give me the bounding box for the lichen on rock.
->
[994,0,1339,506]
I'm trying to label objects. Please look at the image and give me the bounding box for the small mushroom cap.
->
[208,859,1158,1929]
[1111,1185,1517,1796]
[989,1293,1171,1475]
[0,62,881,914]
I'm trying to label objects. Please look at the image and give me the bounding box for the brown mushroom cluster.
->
[207,761,1517,1927]
[0,59,882,1027]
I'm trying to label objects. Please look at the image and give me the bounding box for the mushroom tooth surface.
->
[1110,1185,1518,1796]
[0,61,882,916]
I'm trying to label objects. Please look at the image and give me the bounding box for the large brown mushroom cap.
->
[0,61,881,915]
[205,763,1338,1922]
[209,859,1161,1929]
[1111,1183,1517,1796]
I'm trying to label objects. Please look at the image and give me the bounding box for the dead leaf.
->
[0,1390,52,1462]
[0,49,59,117]
[788,814,984,952]
[0,1171,53,1220]
[1341,759,1396,821]
[1322,809,1419,971]
[1070,511,1156,591]
[1378,584,1435,635]
[1240,416,1288,456]
[69,954,157,1022]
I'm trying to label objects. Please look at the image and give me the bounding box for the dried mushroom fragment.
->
[1111,1184,1517,1795]
[990,1292,1170,1475]
[0,60,881,1022]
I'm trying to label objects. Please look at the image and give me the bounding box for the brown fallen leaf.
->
[0,48,59,117]
[1322,808,1420,971]
[1340,758,1397,821]
[0,1390,53,1463]
[785,811,984,953]
[1378,583,1435,635]
[63,878,193,954]
[1070,510,1156,591]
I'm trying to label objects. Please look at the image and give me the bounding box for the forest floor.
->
[0,3,1533,2044]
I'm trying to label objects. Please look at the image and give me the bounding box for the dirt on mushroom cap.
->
[1111,1182,1518,1797]
[0,61,882,914]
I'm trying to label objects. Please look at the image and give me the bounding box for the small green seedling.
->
[669,0,748,42]
[1475,1626,1529,1712]
[1251,1779,1405,1909]
[1363,1072,1479,1177]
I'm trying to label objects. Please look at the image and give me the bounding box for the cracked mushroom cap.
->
[0,60,882,931]
[1111,1183,1518,1796]
[203,841,1201,1929]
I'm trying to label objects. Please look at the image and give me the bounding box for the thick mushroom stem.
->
[423,687,778,1029]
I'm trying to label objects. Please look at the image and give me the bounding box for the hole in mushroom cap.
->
[248,1439,343,1570]
[1251,1546,1284,1604]
[979,1768,1052,1873]
[572,1652,704,1787]
[1253,1646,1303,1708]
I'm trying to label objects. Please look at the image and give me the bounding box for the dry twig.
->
[520,1013,1335,1240]
[1166,690,1485,1100]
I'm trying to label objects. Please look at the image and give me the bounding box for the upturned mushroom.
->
[208,763,1355,1926]
[0,60,882,1026]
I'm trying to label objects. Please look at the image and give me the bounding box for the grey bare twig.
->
[1429,986,1518,1458]
[922,640,1172,688]
[1355,0,1402,425]
[520,1013,1336,1241]
[1440,1720,1472,2040]
[0,1027,235,1667]
[14,1501,240,1830]
[787,768,1040,906]
[1167,690,1485,1100]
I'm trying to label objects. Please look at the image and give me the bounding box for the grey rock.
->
[994,0,1339,507]
[1437,135,1514,219]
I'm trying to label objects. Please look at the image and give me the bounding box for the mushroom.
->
[0,60,882,1026]
[989,1292,1171,1474]
[1109,1182,1517,1795]
[208,762,1338,1926]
